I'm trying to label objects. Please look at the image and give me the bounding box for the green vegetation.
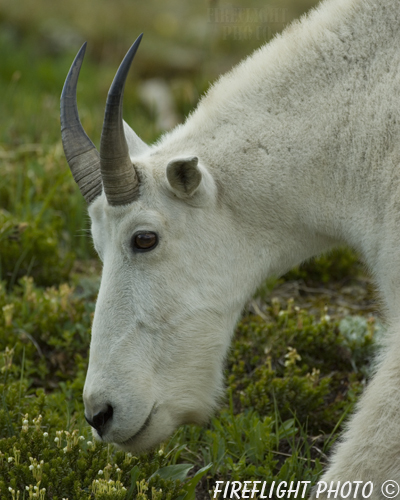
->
[1,280,381,499]
[0,0,381,498]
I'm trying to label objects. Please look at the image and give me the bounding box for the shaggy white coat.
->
[83,0,400,497]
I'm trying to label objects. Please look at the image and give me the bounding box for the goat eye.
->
[131,232,158,252]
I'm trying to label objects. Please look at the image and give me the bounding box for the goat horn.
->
[60,43,102,204]
[100,34,143,206]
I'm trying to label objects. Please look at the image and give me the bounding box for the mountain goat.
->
[60,0,400,496]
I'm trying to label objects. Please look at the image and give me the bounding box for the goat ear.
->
[166,156,202,197]
[123,120,150,157]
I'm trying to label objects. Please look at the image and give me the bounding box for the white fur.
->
[83,0,400,495]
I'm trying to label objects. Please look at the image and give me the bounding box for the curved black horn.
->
[60,43,102,204]
[100,34,143,206]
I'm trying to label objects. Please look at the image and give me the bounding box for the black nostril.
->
[85,405,113,436]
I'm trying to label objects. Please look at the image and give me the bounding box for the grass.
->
[0,1,382,498]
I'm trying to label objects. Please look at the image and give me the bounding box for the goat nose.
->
[85,405,113,436]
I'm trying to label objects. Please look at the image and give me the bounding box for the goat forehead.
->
[89,191,168,226]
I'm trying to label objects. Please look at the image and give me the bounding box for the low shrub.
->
[0,276,379,498]
[284,247,362,283]
[229,301,376,435]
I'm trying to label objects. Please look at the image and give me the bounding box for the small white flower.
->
[8,457,13,463]
[54,437,59,443]
[79,435,85,441]
[98,470,103,475]
[23,419,29,425]
[43,432,48,438]
[29,464,34,470]
[8,487,13,492]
